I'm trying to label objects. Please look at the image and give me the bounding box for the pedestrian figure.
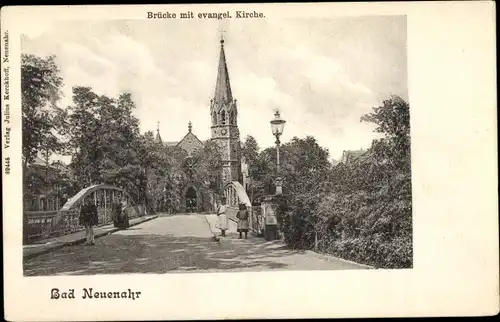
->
[110,201,121,228]
[236,203,250,239]
[119,197,130,229]
[215,196,228,237]
[79,198,98,245]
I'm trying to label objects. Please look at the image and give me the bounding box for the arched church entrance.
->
[185,186,198,213]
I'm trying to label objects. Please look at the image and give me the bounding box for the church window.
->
[212,111,217,125]
[221,110,226,124]
[229,111,234,124]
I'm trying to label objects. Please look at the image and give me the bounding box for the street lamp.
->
[270,110,286,195]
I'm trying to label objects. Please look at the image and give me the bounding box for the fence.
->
[225,206,239,223]
[249,206,264,236]
[23,205,146,244]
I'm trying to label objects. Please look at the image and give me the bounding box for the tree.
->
[272,136,332,247]
[359,95,412,240]
[249,146,275,198]
[241,135,260,168]
[188,140,223,193]
[62,87,105,186]
[134,130,184,214]
[21,54,64,169]
[62,87,145,199]
[272,96,413,268]
[309,95,413,268]
[361,95,411,172]
[279,136,332,196]
[244,135,332,203]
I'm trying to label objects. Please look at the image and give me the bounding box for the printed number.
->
[4,157,10,174]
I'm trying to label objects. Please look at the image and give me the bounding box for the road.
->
[24,214,369,276]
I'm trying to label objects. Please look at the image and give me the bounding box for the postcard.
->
[2,2,498,320]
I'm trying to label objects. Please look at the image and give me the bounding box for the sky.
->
[21,16,407,162]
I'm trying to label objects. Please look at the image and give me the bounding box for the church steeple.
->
[214,36,232,103]
[210,33,243,186]
[155,121,162,143]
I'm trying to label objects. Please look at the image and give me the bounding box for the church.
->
[154,36,251,213]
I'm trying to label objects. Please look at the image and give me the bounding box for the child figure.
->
[236,203,250,239]
[216,196,228,237]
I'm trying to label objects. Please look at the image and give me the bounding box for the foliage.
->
[279,136,332,196]
[241,135,260,171]
[53,86,154,207]
[60,87,142,192]
[23,161,78,210]
[247,136,331,202]
[21,54,64,168]
[21,54,77,211]
[134,137,223,213]
[134,131,182,214]
[276,96,412,269]
[361,95,411,173]
[187,140,224,193]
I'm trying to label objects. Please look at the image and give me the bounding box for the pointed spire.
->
[155,121,162,143]
[188,121,192,133]
[214,32,232,103]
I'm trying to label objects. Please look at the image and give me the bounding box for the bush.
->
[320,234,412,268]
[277,96,413,269]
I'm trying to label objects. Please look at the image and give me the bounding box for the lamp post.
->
[270,110,286,195]
[261,110,286,241]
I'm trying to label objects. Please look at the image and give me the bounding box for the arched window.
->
[221,110,226,124]
[212,111,217,125]
[229,111,234,124]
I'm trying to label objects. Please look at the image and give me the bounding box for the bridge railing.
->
[225,206,239,223]
[23,205,147,244]
[24,211,59,241]
[249,206,264,236]
[23,209,82,243]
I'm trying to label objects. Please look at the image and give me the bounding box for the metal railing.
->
[23,205,146,244]
[24,211,60,241]
[225,206,238,223]
[249,206,264,236]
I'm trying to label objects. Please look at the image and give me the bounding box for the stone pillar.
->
[275,177,283,195]
[261,196,278,241]
[261,194,288,241]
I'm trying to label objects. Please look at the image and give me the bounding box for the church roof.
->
[159,122,204,154]
[214,38,233,103]
[341,149,369,163]
[30,156,58,170]
[155,132,162,143]
[165,141,178,147]
[155,122,162,143]
[177,127,204,156]
[178,132,203,147]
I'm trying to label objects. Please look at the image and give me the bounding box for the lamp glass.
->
[270,112,286,136]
